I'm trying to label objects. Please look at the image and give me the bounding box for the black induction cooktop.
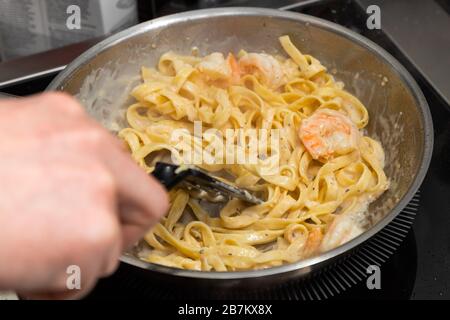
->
[2,0,449,300]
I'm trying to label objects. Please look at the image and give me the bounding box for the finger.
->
[18,282,96,300]
[29,92,87,116]
[19,290,81,300]
[1,92,85,116]
[118,204,155,247]
[97,137,169,247]
[17,271,99,300]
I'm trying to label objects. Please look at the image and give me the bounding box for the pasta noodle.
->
[119,36,389,271]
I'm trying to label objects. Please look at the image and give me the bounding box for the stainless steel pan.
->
[46,8,433,288]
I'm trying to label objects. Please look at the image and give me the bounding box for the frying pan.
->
[44,8,433,288]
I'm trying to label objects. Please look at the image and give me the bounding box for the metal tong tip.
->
[151,162,263,205]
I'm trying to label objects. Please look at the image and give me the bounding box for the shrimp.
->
[197,52,241,85]
[227,53,241,84]
[197,52,231,80]
[238,53,285,89]
[302,228,323,258]
[299,109,360,160]
[320,205,365,252]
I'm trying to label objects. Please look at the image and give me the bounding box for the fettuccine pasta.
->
[119,36,389,271]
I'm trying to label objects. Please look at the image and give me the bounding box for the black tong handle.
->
[151,162,192,190]
[151,162,263,205]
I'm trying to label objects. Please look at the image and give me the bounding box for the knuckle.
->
[84,127,109,147]
[92,165,116,193]
[80,215,120,252]
[41,92,85,115]
[68,126,109,151]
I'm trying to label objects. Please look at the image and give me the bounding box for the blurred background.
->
[1,0,449,106]
[0,0,139,62]
[0,0,305,62]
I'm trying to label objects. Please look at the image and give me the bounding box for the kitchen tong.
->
[151,162,263,205]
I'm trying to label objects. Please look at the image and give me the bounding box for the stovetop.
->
[2,0,449,300]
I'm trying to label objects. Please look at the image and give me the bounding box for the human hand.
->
[0,93,168,299]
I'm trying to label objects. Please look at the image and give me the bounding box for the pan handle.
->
[0,92,18,99]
